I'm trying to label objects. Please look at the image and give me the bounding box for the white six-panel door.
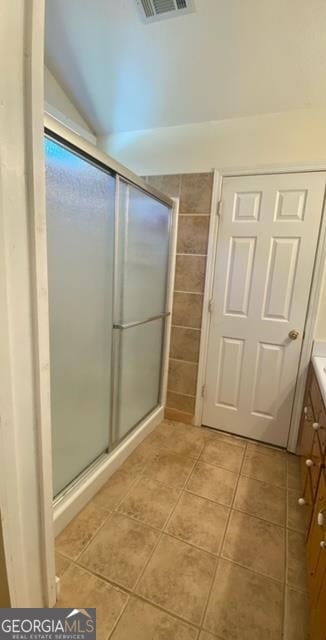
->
[202,172,326,446]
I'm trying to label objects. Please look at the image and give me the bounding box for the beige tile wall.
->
[145,172,214,424]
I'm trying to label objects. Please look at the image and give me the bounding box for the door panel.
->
[113,179,171,444]
[114,318,165,443]
[116,180,171,324]
[203,172,326,446]
[224,237,256,316]
[263,237,300,320]
[45,137,115,496]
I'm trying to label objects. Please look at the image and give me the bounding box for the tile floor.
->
[55,421,309,640]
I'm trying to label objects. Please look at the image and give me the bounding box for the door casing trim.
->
[194,165,326,452]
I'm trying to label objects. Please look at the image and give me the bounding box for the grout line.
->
[169,356,199,366]
[230,505,286,529]
[106,593,130,638]
[57,509,114,564]
[199,441,248,632]
[178,213,211,217]
[237,471,287,490]
[176,253,207,257]
[166,389,197,399]
[218,553,285,587]
[171,324,201,332]
[173,290,204,296]
[131,457,198,594]
[114,590,202,634]
[240,471,286,491]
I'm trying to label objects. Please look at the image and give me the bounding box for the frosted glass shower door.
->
[113,180,172,443]
[45,137,115,496]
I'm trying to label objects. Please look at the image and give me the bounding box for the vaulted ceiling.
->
[45,0,326,135]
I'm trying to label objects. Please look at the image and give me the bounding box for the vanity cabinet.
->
[307,473,326,637]
[298,363,326,640]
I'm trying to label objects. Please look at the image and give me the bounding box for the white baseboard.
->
[53,406,164,535]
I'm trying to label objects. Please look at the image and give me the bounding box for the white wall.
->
[315,260,326,340]
[45,66,96,143]
[101,108,326,340]
[100,107,326,177]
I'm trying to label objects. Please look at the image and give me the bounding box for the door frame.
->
[194,165,326,452]
[0,0,57,606]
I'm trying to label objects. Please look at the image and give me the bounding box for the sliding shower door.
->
[45,126,173,498]
[112,179,171,443]
[45,137,115,496]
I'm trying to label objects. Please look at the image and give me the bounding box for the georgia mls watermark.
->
[0,609,96,640]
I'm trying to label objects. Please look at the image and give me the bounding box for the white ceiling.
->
[45,0,326,135]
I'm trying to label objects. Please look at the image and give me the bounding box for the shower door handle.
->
[113,311,171,330]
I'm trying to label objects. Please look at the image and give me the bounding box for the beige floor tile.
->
[166,492,229,554]
[55,502,109,560]
[287,455,302,491]
[287,488,306,532]
[234,476,286,526]
[200,439,244,474]
[120,439,157,476]
[204,429,246,449]
[110,596,198,640]
[93,469,136,510]
[186,462,237,506]
[199,632,217,640]
[246,441,286,459]
[222,510,285,582]
[56,564,128,640]
[287,529,308,591]
[242,448,286,488]
[55,552,71,577]
[79,512,160,590]
[150,421,206,459]
[284,586,309,640]
[144,450,195,488]
[118,476,180,529]
[137,534,216,625]
[204,559,283,640]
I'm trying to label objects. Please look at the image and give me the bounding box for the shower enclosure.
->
[44,117,174,518]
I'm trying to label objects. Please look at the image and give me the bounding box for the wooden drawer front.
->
[316,405,326,463]
[300,402,323,498]
[311,374,323,422]
[300,392,316,486]
[310,560,326,640]
[307,473,326,637]
[300,470,315,534]
[310,375,326,461]
[311,434,323,498]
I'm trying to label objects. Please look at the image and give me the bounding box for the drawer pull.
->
[304,406,308,416]
[312,422,320,431]
[318,510,326,526]
[298,498,306,506]
[305,459,314,467]
[320,541,326,550]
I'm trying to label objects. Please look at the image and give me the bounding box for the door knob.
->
[288,329,300,340]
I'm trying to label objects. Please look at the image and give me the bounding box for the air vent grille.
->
[136,0,195,22]
[141,0,155,17]
[153,0,176,14]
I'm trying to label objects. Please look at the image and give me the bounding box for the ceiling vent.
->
[136,0,195,23]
